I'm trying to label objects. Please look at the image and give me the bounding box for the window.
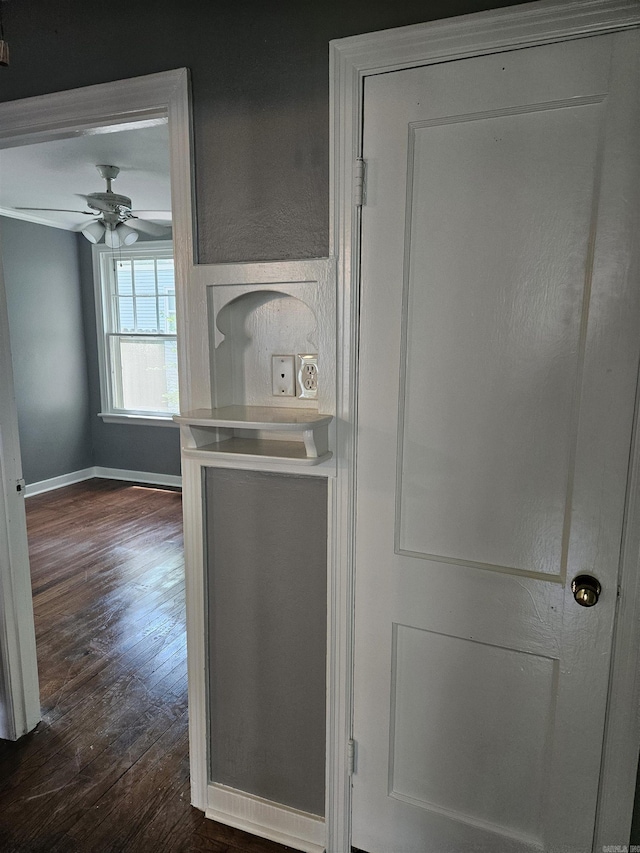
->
[93,242,179,423]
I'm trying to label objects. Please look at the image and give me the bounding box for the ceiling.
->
[0,121,172,233]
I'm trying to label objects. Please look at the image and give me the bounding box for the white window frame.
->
[93,240,179,427]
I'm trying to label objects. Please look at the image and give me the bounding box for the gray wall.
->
[206,469,327,815]
[0,0,531,265]
[77,238,181,477]
[1,217,181,482]
[0,217,92,484]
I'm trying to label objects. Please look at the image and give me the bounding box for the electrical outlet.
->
[297,354,318,399]
[272,355,296,397]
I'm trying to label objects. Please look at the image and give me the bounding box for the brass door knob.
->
[571,575,601,607]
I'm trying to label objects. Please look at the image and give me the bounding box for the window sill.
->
[98,413,180,428]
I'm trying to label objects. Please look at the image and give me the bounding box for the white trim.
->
[0,206,70,231]
[182,457,207,811]
[24,468,95,497]
[329,0,639,95]
[190,256,334,287]
[0,240,40,739]
[98,413,179,427]
[94,241,175,261]
[0,70,181,148]
[206,784,325,853]
[92,467,182,489]
[180,449,334,478]
[330,2,640,850]
[24,467,182,497]
[594,367,640,847]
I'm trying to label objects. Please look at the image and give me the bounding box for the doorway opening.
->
[0,66,193,733]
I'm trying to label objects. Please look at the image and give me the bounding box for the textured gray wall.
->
[206,469,327,815]
[0,0,531,264]
[1,218,181,481]
[77,238,181,476]
[0,217,92,484]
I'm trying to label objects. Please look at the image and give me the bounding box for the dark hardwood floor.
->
[0,479,291,853]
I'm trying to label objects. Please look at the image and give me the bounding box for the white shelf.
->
[182,438,332,466]
[175,406,332,430]
[174,406,333,465]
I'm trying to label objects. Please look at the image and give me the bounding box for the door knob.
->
[571,575,601,607]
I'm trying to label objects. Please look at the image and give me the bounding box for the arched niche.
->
[212,289,318,409]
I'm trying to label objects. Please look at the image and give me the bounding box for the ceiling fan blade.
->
[130,210,172,222]
[15,207,95,214]
[126,219,172,236]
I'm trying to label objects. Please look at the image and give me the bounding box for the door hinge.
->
[347,738,357,775]
[354,158,366,207]
[16,478,25,494]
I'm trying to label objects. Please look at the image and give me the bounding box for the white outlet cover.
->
[297,353,318,399]
[272,355,296,397]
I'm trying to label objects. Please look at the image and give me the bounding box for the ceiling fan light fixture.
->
[115,222,139,246]
[104,224,121,249]
[13,163,170,239]
[81,220,106,244]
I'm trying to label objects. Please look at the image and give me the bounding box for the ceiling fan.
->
[15,164,172,248]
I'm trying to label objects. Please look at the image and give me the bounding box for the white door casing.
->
[0,224,40,741]
[330,3,640,852]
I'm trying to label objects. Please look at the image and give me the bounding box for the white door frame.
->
[329,1,640,850]
[0,227,40,740]
[0,70,195,740]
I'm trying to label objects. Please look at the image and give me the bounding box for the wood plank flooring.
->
[0,479,292,853]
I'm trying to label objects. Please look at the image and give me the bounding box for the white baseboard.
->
[206,783,325,853]
[24,468,95,497]
[25,466,181,496]
[93,467,182,489]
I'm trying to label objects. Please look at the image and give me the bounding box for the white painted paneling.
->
[390,626,555,845]
[398,101,602,576]
[207,783,325,853]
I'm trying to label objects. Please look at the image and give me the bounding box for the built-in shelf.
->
[174,406,333,465]
[175,406,332,431]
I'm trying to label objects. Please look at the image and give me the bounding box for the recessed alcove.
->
[175,270,335,468]
[212,289,318,410]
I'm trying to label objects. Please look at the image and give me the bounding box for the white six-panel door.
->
[352,30,640,853]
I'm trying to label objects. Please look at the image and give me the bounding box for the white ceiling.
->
[0,121,172,233]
